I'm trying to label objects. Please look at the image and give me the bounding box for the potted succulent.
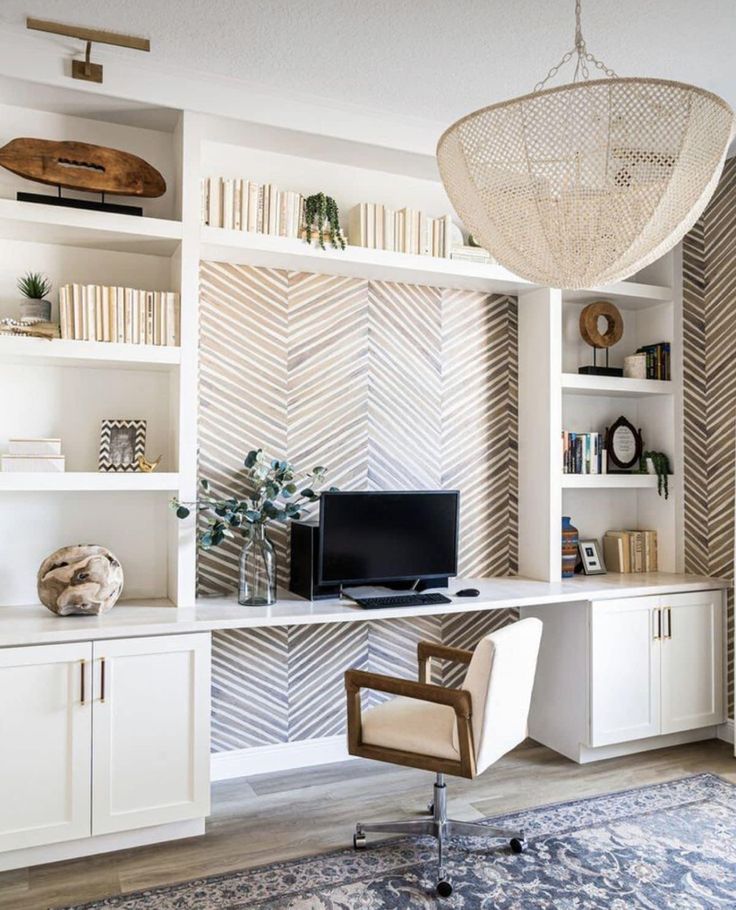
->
[18,272,52,322]
[303,193,346,250]
[172,448,335,606]
[640,450,671,498]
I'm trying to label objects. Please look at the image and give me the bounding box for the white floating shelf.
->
[562,280,672,309]
[561,373,673,397]
[201,227,673,300]
[562,474,667,489]
[0,198,183,256]
[0,472,180,492]
[201,227,533,293]
[0,335,181,371]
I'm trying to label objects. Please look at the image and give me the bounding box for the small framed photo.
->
[99,419,146,473]
[578,539,606,575]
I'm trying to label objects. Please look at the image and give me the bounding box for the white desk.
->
[0,572,727,647]
[0,571,729,874]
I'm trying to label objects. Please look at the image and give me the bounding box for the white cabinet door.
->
[0,642,92,852]
[91,633,210,836]
[661,592,725,734]
[589,597,661,746]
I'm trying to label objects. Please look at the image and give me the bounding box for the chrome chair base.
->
[353,772,525,898]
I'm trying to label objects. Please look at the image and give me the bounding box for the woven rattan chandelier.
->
[437,0,735,289]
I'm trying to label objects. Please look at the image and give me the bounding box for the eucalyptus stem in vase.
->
[172,449,336,605]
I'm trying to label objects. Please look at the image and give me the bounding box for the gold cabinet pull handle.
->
[80,660,86,705]
[653,608,661,640]
[665,607,672,639]
[100,657,106,702]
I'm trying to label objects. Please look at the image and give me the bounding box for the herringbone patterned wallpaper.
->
[683,156,736,717]
[199,262,519,750]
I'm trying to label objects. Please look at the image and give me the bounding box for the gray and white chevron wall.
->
[683,156,736,718]
[198,262,519,751]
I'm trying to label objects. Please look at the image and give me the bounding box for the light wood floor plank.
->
[0,739,733,910]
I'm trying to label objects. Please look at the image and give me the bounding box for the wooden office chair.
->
[345,617,543,897]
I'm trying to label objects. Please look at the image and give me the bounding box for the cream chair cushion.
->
[361,695,459,760]
[454,618,543,775]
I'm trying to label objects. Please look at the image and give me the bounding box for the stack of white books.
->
[1,438,65,472]
[348,204,451,257]
[450,244,495,264]
[58,285,180,346]
[201,177,304,237]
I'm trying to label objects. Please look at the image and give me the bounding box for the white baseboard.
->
[0,818,205,873]
[717,719,734,744]
[576,727,719,764]
[211,735,352,781]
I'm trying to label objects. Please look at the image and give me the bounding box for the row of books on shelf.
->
[200,176,457,259]
[59,285,180,346]
[637,342,671,380]
[202,177,304,238]
[347,204,452,257]
[603,530,658,573]
[562,431,607,474]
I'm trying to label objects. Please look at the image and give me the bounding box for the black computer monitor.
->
[318,490,459,586]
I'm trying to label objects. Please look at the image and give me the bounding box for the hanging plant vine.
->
[304,193,346,250]
[640,450,671,499]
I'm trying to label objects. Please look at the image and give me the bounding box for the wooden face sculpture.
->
[37,545,124,616]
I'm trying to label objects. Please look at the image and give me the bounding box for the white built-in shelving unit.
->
[518,253,680,582]
[0,74,683,606]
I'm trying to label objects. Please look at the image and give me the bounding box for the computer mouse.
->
[455,588,480,597]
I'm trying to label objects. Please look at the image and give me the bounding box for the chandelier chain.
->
[533,0,618,92]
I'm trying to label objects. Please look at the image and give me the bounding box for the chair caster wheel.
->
[437,880,453,897]
[510,837,525,854]
[426,802,435,815]
[353,832,366,850]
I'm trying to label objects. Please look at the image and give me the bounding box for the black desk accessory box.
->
[289,520,341,601]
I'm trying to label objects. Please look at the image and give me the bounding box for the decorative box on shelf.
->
[1,454,65,472]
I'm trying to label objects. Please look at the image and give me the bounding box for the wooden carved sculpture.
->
[37,544,124,616]
[0,138,166,197]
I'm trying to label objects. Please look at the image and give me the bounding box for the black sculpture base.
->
[17,192,143,217]
[578,365,624,377]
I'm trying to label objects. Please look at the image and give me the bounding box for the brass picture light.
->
[26,17,150,83]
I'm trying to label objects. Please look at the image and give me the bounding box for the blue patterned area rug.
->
[63,773,736,909]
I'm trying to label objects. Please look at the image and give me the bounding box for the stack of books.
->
[348,204,451,257]
[562,431,607,474]
[1,438,65,473]
[58,285,180,347]
[636,342,671,380]
[603,530,658,573]
[450,245,494,264]
[201,178,304,237]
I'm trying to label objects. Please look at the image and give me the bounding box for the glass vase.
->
[238,524,277,606]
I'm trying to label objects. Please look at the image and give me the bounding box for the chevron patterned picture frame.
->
[98,418,147,473]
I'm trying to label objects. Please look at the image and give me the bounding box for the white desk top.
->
[0,573,728,648]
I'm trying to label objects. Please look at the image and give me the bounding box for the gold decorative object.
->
[436,0,735,289]
[137,454,162,473]
[26,18,150,84]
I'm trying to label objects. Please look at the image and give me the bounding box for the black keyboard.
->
[353,592,453,609]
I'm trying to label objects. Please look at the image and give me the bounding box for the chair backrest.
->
[456,618,543,775]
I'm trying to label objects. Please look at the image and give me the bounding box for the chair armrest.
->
[344,669,472,716]
[344,668,476,779]
[417,641,474,683]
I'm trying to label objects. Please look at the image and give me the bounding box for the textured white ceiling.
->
[2,0,735,125]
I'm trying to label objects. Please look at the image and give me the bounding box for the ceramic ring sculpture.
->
[37,544,124,616]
